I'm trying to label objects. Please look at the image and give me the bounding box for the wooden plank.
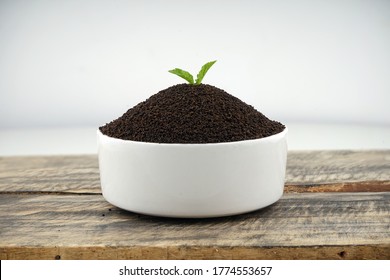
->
[2,245,389,260]
[285,181,390,193]
[286,150,390,184]
[1,192,389,259]
[0,150,389,194]
[1,151,388,260]
[0,155,100,194]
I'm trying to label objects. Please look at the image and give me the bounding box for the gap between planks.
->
[1,180,389,196]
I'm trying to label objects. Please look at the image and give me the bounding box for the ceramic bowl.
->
[97,128,288,218]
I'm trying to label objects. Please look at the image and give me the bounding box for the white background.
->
[1,0,389,129]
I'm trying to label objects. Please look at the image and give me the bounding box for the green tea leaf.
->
[195,60,217,85]
[168,68,194,84]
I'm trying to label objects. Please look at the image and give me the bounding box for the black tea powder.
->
[100,84,285,144]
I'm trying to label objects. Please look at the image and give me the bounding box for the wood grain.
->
[2,245,389,260]
[0,155,100,194]
[286,150,390,183]
[0,150,389,194]
[0,192,389,259]
[1,151,389,259]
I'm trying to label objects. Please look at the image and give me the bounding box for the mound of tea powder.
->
[100,84,285,144]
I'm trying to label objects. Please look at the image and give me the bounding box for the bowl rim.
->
[98,127,288,147]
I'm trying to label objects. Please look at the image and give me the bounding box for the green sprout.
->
[169,60,217,85]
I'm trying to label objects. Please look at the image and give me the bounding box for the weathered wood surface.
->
[3,245,389,260]
[0,150,389,194]
[0,155,100,194]
[0,151,389,259]
[287,150,390,183]
[0,192,389,260]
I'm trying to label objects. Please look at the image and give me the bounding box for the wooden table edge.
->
[1,244,389,260]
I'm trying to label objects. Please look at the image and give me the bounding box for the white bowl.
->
[97,128,288,218]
